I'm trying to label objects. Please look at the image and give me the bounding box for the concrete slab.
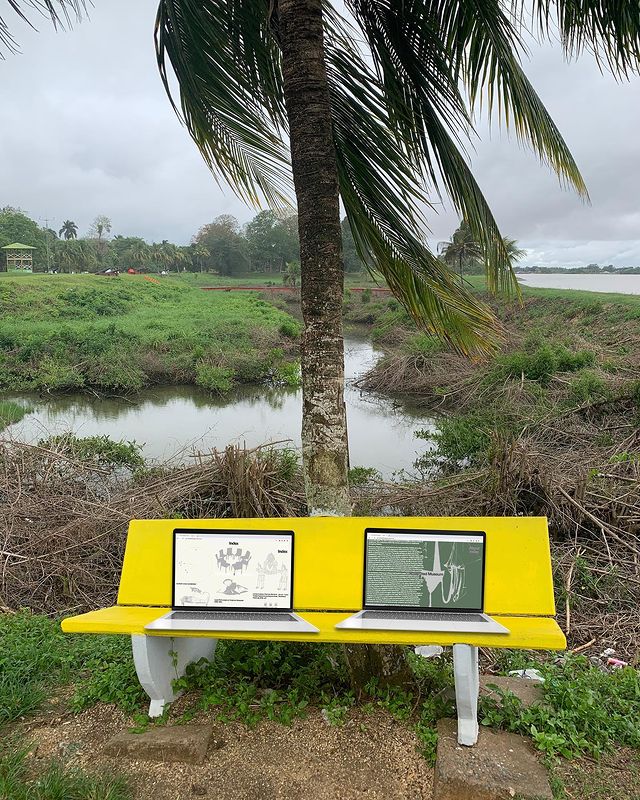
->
[103,724,219,764]
[480,676,544,709]
[433,719,553,800]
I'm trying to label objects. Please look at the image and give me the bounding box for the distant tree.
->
[193,243,210,273]
[129,240,152,271]
[503,237,526,267]
[88,215,112,242]
[438,221,483,283]
[194,215,249,276]
[54,238,97,273]
[0,207,47,269]
[341,217,361,273]
[283,260,301,287]
[59,220,78,240]
[87,215,112,263]
[245,210,299,272]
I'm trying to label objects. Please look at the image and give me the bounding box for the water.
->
[5,338,436,478]
[518,273,640,295]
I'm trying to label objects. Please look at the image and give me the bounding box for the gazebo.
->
[1,242,36,272]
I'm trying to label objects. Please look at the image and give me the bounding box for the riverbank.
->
[0,274,300,394]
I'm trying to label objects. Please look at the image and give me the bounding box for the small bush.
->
[361,288,372,304]
[272,361,301,388]
[195,363,235,394]
[415,413,493,471]
[402,334,441,359]
[567,371,611,405]
[36,356,85,391]
[278,318,301,338]
[490,345,595,386]
[39,434,144,469]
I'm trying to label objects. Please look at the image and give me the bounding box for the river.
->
[518,273,640,294]
[5,338,436,478]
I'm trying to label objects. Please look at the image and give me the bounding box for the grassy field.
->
[0,273,301,394]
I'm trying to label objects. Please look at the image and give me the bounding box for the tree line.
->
[0,206,363,275]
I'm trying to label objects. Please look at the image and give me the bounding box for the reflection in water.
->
[6,338,436,477]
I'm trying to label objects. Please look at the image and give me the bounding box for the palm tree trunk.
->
[279,0,350,517]
[278,0,413,692]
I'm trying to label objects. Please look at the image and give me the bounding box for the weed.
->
[39,434,144,469]
[195,363,235,394]
[348,466,381,486]
[0,737,132,800]
[489,345,594,386]
[567,371,611,405]
[480,655,640,760]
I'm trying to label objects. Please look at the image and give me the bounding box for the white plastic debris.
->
[414,645,444,659]
[600,648,616,658]
[508,668,545,683]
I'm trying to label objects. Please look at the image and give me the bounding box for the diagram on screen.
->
[419,542,467,607]
[215,547,252,575]
[218,578,248,595]
[178,587,210,606]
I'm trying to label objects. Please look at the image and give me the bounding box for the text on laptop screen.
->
[173,531,293,610]
[364,530,485,610]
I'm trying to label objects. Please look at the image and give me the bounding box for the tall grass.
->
[0,400,30,430]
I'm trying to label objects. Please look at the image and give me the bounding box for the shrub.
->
[567,371,611,405]
[39,434,144,469]
[415,413,493,471]
[35,357,85,391]
[361,288,372,304]
[272,361,301,388]
[490,345,595,386]
[278,317,301,338]
[402,333,441,359]
[195,363,235,394]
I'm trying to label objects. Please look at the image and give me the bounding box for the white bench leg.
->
[453,643,479,746]
[131,634,217,718]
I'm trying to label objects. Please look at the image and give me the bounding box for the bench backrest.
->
[117,516,555,616]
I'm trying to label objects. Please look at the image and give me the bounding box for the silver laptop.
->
[146,528,319,633]
[336,528,509,634]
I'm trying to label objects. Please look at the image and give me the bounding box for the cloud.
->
[1,2,639,264]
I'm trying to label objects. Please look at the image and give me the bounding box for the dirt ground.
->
[22,702,433,800]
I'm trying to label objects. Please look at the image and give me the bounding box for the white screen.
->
[174,531,293,609]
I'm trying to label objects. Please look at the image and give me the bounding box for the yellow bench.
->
[62,516,565,746]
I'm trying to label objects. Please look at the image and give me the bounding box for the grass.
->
[0,399,30,430]
[0,274,301,394]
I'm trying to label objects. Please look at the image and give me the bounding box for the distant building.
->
[1,242,37,272]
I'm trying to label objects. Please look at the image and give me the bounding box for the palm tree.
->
[438,222,483,284]
[156,4,640,685]
[155,1,639,523]
[0,1,85,52]
[193,244,210,273]
[59,219,78,240]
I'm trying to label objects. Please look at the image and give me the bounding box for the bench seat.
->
[62,606,565,649]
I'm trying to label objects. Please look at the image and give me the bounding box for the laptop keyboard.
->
[170,611,297,622]
[361,611,487,623]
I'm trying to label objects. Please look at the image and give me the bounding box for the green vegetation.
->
[39,434,145,469]
[0,399,30,430]
[0,744,131,800]
[480,656,640,760]
[0,274,300,394]
[2,610,638,800]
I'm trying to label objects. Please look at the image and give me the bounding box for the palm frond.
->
[1,0,86,53]
[324,18,503,354]
[425,0,589,198]
[531,0,640,76]
[155,0,293,211]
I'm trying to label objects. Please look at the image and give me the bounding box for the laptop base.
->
[335,610,509,634]
[145,610,319,633]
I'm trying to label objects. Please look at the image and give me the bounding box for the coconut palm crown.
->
[155,0,640,355]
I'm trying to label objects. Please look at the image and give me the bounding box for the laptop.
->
[335,528,509,634]
[146,528,319,633]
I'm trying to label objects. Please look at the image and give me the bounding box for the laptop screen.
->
[363,528,486,612]
[172,529,294,611]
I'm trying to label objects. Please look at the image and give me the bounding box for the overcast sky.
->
[1,1,639,266]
